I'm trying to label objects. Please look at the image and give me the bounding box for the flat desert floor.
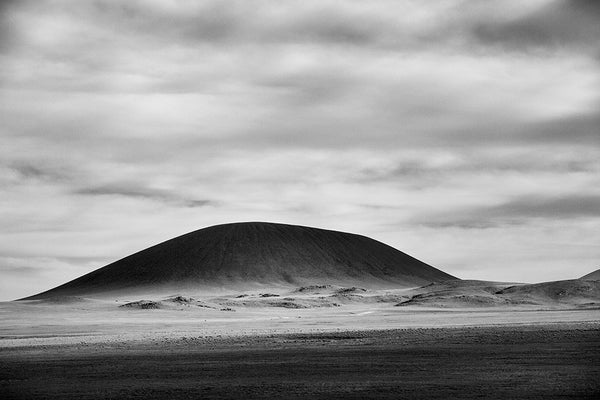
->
[1,289,599,399]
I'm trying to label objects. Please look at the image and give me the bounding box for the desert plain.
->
[2,281,600,399]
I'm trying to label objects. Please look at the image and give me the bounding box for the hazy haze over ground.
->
[1,0,600,300]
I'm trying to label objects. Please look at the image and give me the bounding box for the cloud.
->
[497,194,600,218]
[526,111,600,144]
[470,0,600,55]
[76,183,217,208]
[2,1,598,154]
[0,0,599,298]
[0,255,103,300]
[415,194,600,229]
[3,161,73,184]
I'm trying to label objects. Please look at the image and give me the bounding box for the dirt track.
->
[2,324,599,399]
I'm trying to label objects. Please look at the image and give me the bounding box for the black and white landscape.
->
[1,1,599,399]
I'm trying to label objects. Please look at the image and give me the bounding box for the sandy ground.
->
[1,288,599,399]
[1,323,599,399]
[1,296,599,346]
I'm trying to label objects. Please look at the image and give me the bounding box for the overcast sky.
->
[1,0,599,300]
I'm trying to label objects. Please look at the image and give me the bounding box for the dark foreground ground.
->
[1,324,599,399]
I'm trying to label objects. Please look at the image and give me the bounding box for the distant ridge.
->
[580,268,600,281]
[22,222,457,299]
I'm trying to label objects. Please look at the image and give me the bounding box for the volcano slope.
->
[22,222,456,300]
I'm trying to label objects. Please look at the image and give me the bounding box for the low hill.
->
[396,279,600,309]
[22,222,456,299]
[580,269,600,281]
[496,279,600,307]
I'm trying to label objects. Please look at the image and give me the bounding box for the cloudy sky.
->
[1,0,599,300]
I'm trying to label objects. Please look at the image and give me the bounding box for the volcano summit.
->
[23,222,456,299]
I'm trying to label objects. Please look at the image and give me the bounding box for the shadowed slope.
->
[495,279,600,307]
[396,279,600,308]
[22,222,456,299]
[581,269,600,280]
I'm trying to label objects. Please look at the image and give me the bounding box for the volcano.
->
[23,222,456,299]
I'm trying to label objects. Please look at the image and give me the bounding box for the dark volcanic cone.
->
[22,222,457,299]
